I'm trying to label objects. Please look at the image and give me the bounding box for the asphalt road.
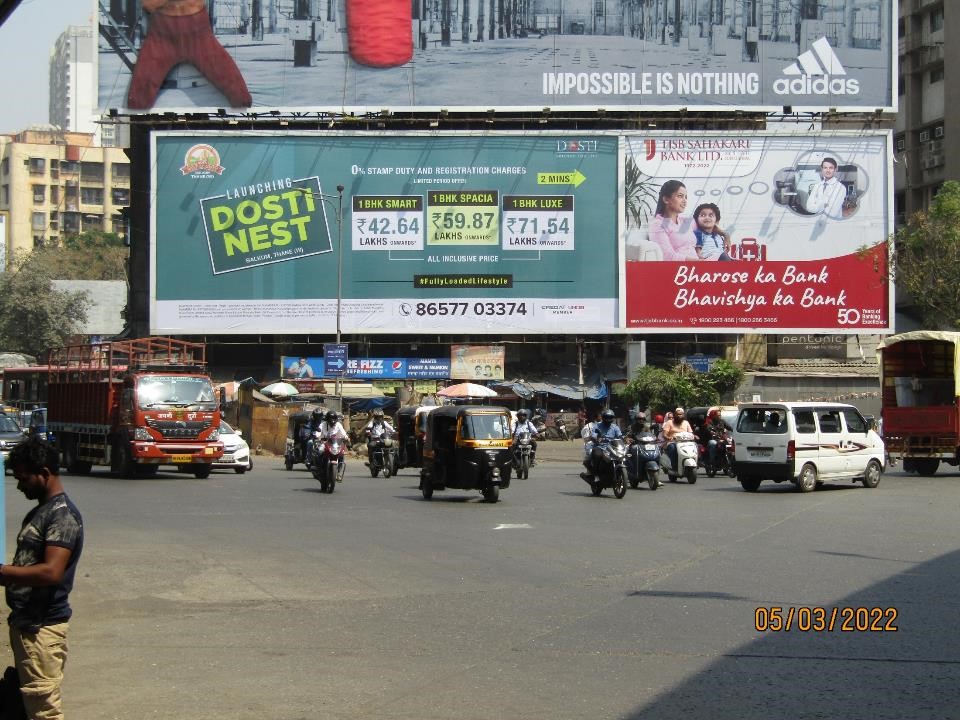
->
[3,448,958,720]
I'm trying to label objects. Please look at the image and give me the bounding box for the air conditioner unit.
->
[920,130,930,142]
[921,156,934,170]
[931,153,945,167]
[896,138,905,151]
[935,125,944,138]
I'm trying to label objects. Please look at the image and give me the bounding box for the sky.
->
[0,0,95,133]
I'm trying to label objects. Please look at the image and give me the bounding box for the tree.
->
[0,254,90,357]
[34,231,129,283]
[892,180,960,329]
[617,359,745,414]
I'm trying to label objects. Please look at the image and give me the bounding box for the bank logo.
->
[180,144,224,177]
[775,37,859,96]
[644,139,657,161]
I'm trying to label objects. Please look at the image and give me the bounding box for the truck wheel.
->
[862,459,882,488]
[112,442,136,479]
[797,463,817,493]
[193,464,212,479]
[915,458,939,476]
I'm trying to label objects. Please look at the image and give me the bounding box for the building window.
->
[111,163,130,182]
[50,186,59,203]
[112,213,128,237]
[895,136,905,151]
[111,188,130,205]
[83,214,103,231]
[32,184,45,203]
[930,8,944,33]
[80,187,104,205]
[33,236,46,249]
[930,66,944,84]
[1,157,8,176]
[28,157,46,174]
[80,161,104,183]
[49,160,59,179]
[31,212,46,231]
[898,76,905,96]
[62,212,80,233]
[60,160,79,174]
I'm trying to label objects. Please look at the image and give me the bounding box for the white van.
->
[732,402,885,493]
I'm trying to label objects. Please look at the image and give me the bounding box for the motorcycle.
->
[512,431,535,479]
[700,429,736,478]
[660,431,700,484]
[368,433,398,478]
[311,434,346,494]
[626,432,662,490]
[581,438,629,499]
[556,417,570,441]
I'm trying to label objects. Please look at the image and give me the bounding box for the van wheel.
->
[797,464,817,493]
[862,459,882,488]
[740,477,761,492]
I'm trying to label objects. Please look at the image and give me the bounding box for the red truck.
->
[878,330,960,476]
[47,337,223,478]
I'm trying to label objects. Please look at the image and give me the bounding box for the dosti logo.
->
[774,37,859,96]
[556,139,599,154]
[180,144,225,177]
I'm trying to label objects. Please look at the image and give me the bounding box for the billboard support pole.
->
[334,185,344,403]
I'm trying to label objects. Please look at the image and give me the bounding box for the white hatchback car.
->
[213,421,252,474]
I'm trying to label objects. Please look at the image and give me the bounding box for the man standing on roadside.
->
[2,438,84,720]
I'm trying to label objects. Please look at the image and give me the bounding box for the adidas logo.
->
[773,37,860,96]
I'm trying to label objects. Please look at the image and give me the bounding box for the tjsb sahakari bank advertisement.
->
[620,132,892,333]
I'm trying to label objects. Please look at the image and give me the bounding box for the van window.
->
[818,410,842,433]
[793,410,816,434]
[842,408,868,433]
[737,408,786,434]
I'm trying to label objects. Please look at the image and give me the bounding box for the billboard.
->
[621,132,892,332]
[151,130,891,336]
[99,1,894,114]
[151,131,619,334]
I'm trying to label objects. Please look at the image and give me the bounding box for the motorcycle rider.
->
[316,410,350,478]
[581,409,623,479]
[512,409,542,466]
[364,408,396,467]
[662,407,693,471]
[304,409,325,464]
[697,409,725,470]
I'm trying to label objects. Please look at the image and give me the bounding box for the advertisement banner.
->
[450,345,506,380]
[151,132,619,335]
[281,355,323,379]
[99,1,894,114]
[621,132,892,332]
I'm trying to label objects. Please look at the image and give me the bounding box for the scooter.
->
[627,432,662,490]
[660,431,700,484]
[368,434,398,478]
[311,434,346,494]
[580,439,629,499]
[512,431,535,479]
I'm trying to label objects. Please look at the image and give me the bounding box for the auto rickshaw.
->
[284,410,315,470]
[419,405,513,503]
[395,406,420,469]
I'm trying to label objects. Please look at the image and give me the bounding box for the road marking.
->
[495,523,532,529]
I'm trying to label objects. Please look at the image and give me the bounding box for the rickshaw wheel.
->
[421,482,433,500]
[284,456,294,471]
[482,485,500,503]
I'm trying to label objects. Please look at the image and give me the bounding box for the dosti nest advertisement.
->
[621,132,892,332]
[150,131,619,334]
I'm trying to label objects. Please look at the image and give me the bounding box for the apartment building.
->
[0,127,130,264]
[896,0,957,220]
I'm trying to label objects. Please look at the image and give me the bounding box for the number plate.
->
[749,448,772,458]
[220,454,234,463]
[170,454,193,464]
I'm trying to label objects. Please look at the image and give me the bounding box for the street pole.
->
[335,184,344,405]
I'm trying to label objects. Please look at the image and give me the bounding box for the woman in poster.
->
[648,180,699,260]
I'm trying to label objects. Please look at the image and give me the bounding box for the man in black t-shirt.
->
[2,438,83,720]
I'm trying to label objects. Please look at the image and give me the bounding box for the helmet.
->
[311,409,324,424]
[325,410,337,423]
[372,409,384,419]
[654,414,664,424]
[601,409,616,422]
[517,409,528,419]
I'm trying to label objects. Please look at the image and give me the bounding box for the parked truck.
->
[877,331,960,476]
[47,337,223,478]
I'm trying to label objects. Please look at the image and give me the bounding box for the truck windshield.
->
[137,376,217,410]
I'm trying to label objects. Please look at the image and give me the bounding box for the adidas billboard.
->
[773,37,860,97]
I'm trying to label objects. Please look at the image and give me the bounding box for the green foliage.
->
[35,231,129,282]
[617,359,745,414]
[623,155,658,229]
[0,254,90,356]
[892,180,960,329]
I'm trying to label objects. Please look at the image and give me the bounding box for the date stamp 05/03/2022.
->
[754,607,899,633]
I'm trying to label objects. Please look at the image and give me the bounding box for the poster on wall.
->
[620,132,893,333]
[450,345,506,380]
[98,1,894,114]
[151,131,619,334]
